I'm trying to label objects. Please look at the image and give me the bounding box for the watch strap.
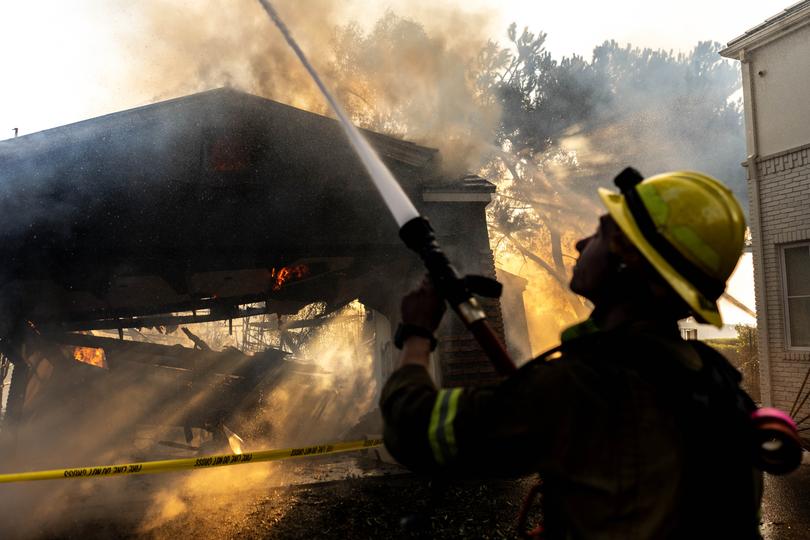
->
[394,323,437,351]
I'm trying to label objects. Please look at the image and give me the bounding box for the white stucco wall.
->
[748,21,810,157]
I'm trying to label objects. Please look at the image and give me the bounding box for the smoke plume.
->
[0,5,750,533]
[121,0,501,173]
[0,301,380,538]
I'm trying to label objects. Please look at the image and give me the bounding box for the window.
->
[783,243,810,348]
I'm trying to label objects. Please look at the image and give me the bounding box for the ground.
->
[2,455,808,539]
[761,460,810,540]
[4,468,540,539]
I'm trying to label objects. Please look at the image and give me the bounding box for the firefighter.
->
[380,168,762,538]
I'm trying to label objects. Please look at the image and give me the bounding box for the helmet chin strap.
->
[607,223,682,313]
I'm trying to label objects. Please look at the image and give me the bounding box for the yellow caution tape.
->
[0,438,383,484]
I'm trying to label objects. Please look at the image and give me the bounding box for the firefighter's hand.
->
[401,276,446,333]
[398,277,445,369]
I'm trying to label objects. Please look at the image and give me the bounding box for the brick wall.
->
[435,250,507,388]
[423,189,507,388]
[752,143,810,419]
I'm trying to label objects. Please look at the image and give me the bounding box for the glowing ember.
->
[270,264,309,291]
[73,347,108,369]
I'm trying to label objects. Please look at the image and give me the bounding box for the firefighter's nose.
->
[575,236,591,253]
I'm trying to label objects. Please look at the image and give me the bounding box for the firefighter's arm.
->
[380,363,439,471]
[397,276,445,370]
[398,336,433,369]
[381,359,571,476]
[379,277,444,470]
[382,278,568,474]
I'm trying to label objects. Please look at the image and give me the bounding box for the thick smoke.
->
[0,5,749,534]
[0,5,501,534]
[121,0,500,173]
[0,302,380,537]
[134,301,379,536]
[121,11,746,358]
[487,38,745,352]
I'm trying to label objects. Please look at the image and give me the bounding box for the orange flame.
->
[270,264,309,291]
[73,347,108,369]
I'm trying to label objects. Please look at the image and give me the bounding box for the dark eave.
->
[0,87,439,170]
[422,175,495,203]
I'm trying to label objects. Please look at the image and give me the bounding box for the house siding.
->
[753,143,810,416]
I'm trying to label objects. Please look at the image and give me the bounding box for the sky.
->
[362,0,788,59]
[0,0,788,138]
[0,0,776,322]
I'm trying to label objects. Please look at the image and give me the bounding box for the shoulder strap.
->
[687,340,757,414]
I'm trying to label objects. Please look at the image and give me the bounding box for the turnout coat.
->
[381,320,762,539]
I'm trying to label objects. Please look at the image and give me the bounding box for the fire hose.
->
[252,13,801,538]
[256,0,516,376]
[251,5,800,536]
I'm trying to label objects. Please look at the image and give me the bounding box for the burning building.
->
[0,88,507,465]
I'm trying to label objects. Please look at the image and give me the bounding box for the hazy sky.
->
[362,0,787,58]
[0,0,788,138]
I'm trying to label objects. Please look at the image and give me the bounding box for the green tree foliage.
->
[330,18,746,327]
[703,326,759,401]
[331,12,500,169]
[486,27,745,322]
[734,324,760,401]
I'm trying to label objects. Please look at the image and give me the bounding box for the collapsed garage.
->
[0,88,513,469]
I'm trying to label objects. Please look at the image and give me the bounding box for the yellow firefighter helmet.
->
[598,168,746,327]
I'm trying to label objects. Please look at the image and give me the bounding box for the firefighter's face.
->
[570,215,618,301]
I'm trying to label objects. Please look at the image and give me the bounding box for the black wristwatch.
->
[394,323,438,351]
